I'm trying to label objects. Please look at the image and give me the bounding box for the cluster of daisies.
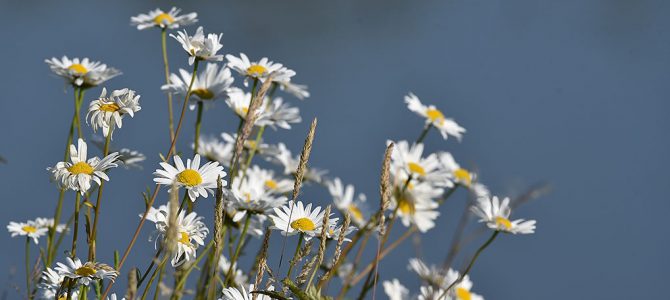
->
[6,5,540,300]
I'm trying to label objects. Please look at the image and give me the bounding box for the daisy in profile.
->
[418,285,446,300]
[218,255,248,286]
[48,139,120,194]
[225,165,288,222]
[405,93,466,141]
[225,87,263,119]
[392,181,441,232]
[87,88,141,137]
[161,63,234,110]
[389,140,452,187]
[278,81,310,100]
[34,217,67,233]
[145,204,209,267]
[269,201,337,240]
[266,143,328,184]
[325,223,357,241]
[438,152,475,187]
[171,26,224,65]
[153,154,226,201]
[258,97,302,129]
[45,56,121,88]
[326,177,368,226]
[7,220,48,244]
[220,284,273,300]
[471,196,536,234]
[383,279,409,300]
[55,257,118,286]
[131,7,197,30]
[37,267,78,300]
[221,132,280,158]
[196,135,234,166]
[226,53,295,86]
[442,268,484,300]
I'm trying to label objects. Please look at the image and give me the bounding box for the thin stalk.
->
[161,28,176,155]
[100,60,201,300]
[141,255,168,300]
[286,233,304,279]
[194,101,204,154]
[71,193,81,258]
[88,125,113,261]
[416,123,432,144]
[137,248,163,289]
[438,231,499,300]
[25,237,32,300]
[225,215,251,286]
[74,89,85,140]
[153,261,166,300]
[172,240,214,300]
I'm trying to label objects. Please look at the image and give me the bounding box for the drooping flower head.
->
[153,154,227,201]
[405,93,466,141]
[131,7,197,30]
[172,26,224,65]
[45,56,121,88]
[471,196,536,234]
[87,88,141,137]
[162,63,234,110]
[48,139,120,194]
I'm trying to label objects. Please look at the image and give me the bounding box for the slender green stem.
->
[153,260,167,300]
[25,237,32,300]
[225,215,251,286]
[141,255,168,300]
[438,231,500,299]
[137,248,163,289]
[74,89,86,140]
[70,193,81,258]
[416,123,432,144]
[161,28,176,155]
[88,125,113,261]
[229,78,258,182]
[240,125,265,181]
[286,233,304,279]
[172,240,214,300]
[194,101,204,154]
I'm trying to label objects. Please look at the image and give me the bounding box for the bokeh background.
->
[1,0,669,299]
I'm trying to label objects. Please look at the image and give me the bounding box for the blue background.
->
[1,1,668,299]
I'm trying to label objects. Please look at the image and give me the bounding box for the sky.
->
[1,0,669,299]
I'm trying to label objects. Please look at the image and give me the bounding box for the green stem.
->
[162,28,176,155]
[439,231,499,299]
[172,240,214,300]
[74,89,86,140]
[71,193,81,258]
[225,215,251,286]
[229,78,258,182]
[194,101,204,154]
[286,233,304,279]
[416,123,432,144]
[153,260,166,300]
[88,125,113,261]
[25,237,32,300]
[141,255,168,300]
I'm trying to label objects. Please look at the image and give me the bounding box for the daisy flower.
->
[220,284,273,300]
[442,268,484,300]
[162,63,234,110]
[117,148,146,169]
[225,166,288,222]
[269,201,337,241]
[389,140,452,187]
[87,88,141,137]
[392,181,442,232]
[437,152,475,187]
[221,132,280,158]
[145,204,209,267]
[171,26,224,65]
[218,255,248,286]
[37,267,78,300]
[45,56,121,88]
[258,97,302,129]
[418,285,446,300]
[131,7,197,30]
[383,279,409,300]
[325,223,357,241]
[196,135,234,166]
[55,257,118,286]
[34,217,67,233]
[278,81,310,100]
[7,220,48,244]
[326,177,368,226]
[107,294,125,300]
[266,143,328,184]
[471,196,536,234]
[405,93,466,141]
[153,154,227,201]
[225,53,294,86]
[48,139,120,194]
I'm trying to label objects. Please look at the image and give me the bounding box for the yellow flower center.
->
[348,204,364,222]
[453,168,472,186]
[407,162,426,176]
[237,106,249,116]
[67,162,94,175]
[192,88,215,100]
[99,103,120,112]
[153,13,175,25]
[426,108,445,124]
[68,63,88,75]
[176,169,202,187]
[397,197,415,215]
[179,231,190,245]
[22,225,37,234]
[244,192,252,203]
[58,296,67,300]
[245,140,257,150]
[290,217,316,232]
[246,64,268,77]
[265,179,278,190]
[455,287,472,300]
[74,266,97,277]
[495,216,512,230]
